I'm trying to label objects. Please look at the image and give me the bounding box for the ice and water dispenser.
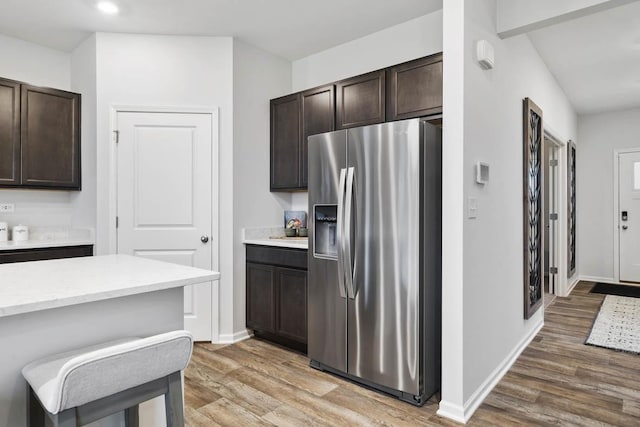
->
[313,205,338,259]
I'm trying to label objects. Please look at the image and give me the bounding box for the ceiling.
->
[0,0,442,60]
[528,1,640,115]
[2,1,635,116]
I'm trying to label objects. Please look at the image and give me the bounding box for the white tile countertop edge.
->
[243,238,308,250]
[0,238,94,251]
[0,254,220,318]
[242,226,308,250]
[0,227,95,251]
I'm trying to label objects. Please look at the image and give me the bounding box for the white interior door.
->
[116,111,214,340]
[619,151,640,282]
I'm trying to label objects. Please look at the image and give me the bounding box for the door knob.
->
[622,225,628,230]
[201,235,209,243]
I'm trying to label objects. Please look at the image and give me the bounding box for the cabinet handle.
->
[201,236,209,243]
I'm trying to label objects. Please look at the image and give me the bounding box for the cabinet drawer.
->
[0,245,93,264]
[246,245,307,269]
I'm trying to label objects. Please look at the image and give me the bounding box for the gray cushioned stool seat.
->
[22,330,193,427]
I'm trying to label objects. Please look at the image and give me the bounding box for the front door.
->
[116,111,215,340]
[619,151,640,282]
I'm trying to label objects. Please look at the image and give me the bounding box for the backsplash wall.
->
[0,190,73,229]
[291,192,308,213]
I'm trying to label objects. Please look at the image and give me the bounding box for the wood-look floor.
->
[184,282,640,426]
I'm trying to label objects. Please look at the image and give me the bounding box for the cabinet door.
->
[301,85,335,188]
[21,85,81,189]
[0,78,21,186]
[336,70,385,130]
[276,267,307,343]
[386,54,443,121]
[246,262,276,333]
[270,93,301,190]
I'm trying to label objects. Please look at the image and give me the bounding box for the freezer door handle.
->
[344,167,356,299]
[336,168,347,299]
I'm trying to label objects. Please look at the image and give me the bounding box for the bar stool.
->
[22,330,193,427]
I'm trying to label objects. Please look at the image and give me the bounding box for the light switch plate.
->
[468,197,478,219]
[0,203,15,213]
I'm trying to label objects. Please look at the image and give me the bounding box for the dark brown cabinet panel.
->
[336,70,385,129]
[269,53,443,192]
[0,78,81,190]
[386,54,443,121]
[246,262,277,334]
[21,85,81,189]
[301,85,335,188]
[0,78,21,185]
[276,267,307,343]
[0,245,93,264]
[246,245,307,352]
[270,93,301,191]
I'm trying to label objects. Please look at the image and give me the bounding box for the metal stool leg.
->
[54,408,76,427]
[27,386,45,427]
[164,372,184,427]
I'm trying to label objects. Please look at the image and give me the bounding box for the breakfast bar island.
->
[0,254,219,427]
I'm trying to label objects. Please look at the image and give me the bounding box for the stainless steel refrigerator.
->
[308,118,441,405]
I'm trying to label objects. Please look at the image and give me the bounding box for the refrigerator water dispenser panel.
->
[314,205,338,259]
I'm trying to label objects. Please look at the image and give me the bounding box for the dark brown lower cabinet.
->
[246,245,307,353]
[0,245,93,264]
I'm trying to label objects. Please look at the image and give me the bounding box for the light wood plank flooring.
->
[185,282,639,425]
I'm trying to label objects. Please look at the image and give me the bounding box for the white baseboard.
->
[579,275,620,285]
[216,329,252,344]
[436,401,466,423]
[437,319,544,424]
[567,277,580,294]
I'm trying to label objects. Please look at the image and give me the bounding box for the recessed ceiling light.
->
[97,1,119,15]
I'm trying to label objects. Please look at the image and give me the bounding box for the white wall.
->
[0,34,74,230]
[93,33,236,337]
[577,108,640,281]
[292,11,443,92]
[440,0,578,422]
[232,39,292,335]
[70,35,97,230]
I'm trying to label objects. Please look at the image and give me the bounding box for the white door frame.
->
[109,105,220,342]
[612,148,640,283]
[543,128,570,297]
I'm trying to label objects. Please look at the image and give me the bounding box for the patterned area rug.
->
[586,295,640,354]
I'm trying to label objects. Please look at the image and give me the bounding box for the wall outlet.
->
[0,203,15,213]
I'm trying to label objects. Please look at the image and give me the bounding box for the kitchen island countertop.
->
[0,254,219,318]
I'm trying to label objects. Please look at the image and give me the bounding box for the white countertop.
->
[0,238,94,251]
[0,254,219,318]
[0,227,94,251]
[242,226,308,249]
[243,237,308,249]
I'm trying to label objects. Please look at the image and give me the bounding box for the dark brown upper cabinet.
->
[0,78,81,190]
[269,53,442,192]
[0,78,21,186]
[271,85,335,191]
[270,93,301,191]
[21,85,81,189]
[386,54,443,121]
[336,70,385,130]
[301,85,335,188]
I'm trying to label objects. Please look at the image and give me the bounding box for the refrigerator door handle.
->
[344,167,356,299]
[336,168,347,299]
